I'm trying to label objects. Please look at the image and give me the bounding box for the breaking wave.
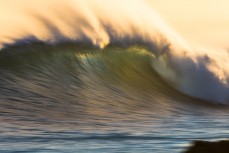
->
[1,0,229,104]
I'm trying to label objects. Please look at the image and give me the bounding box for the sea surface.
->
[0,43,229,153]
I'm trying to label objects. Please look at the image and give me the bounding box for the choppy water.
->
[1,43,229,153]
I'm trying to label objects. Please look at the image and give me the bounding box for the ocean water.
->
[1,43,229,153]
[1,0,229,153]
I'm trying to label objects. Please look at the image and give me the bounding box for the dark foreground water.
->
[0,43,229,153]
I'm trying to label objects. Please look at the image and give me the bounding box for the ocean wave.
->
[0,42,215,106]
[0,0,229,105]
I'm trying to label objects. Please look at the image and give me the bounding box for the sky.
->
[148,0,229,48]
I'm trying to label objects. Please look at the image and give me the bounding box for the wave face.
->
[0,43,187,104]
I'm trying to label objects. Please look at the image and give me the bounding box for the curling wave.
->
[0,41,227,106]
[0,0,229,104]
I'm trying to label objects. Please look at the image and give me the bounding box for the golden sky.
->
[148,0,229,48]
